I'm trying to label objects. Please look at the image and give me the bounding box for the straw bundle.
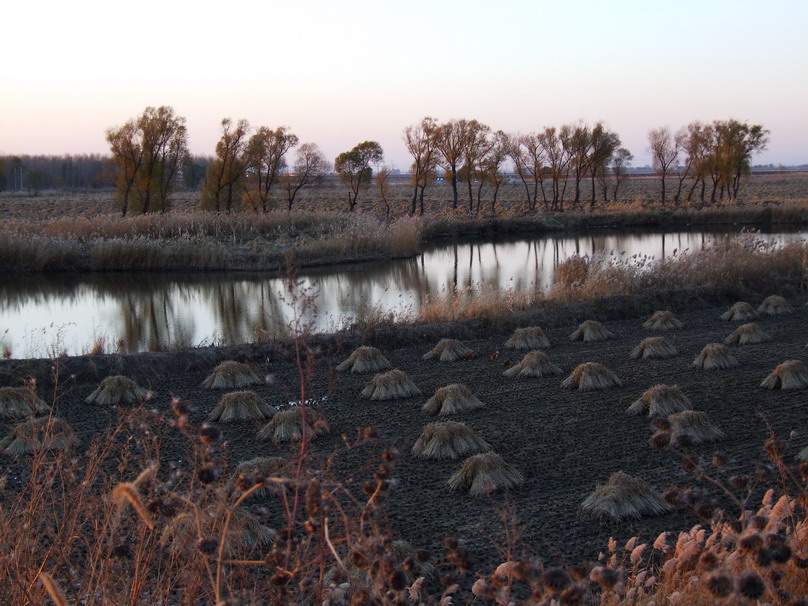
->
[226,456,287,499]
[0,416,77,456]
[630,337,678,360]
[422,383,485,416]
[412,421,491,460]
[504,326,550,350]
[626,384,692,417]
[760,360,808,390]
[335,346,392,373]
[257,407,330,442]
[692,343,738,370]
[85,375,150,405]
[446,453,524,496]
[0,386,50,419]
[758,295,794,316]
[797,445,808,463]
[642,310,683,331]
[560,362,622,391]
[723,323,771,345]
[208,391,276,422]
[160,510,273,556]
[580,471,669,522]
[668,410,725,444]
[503,351,563,378]
[720,302,759,322]
[422,338,475,362]
[201,360,262,389]
[360,369,421,400]
[569,320,615,342]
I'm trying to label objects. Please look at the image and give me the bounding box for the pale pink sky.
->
[2,0,806,168]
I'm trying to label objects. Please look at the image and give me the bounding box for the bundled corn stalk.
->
[422,383,485,415]
[668,410,725,444]
[760,360,808,390]
[226,456,287,499]
[160,510,274,557]
[723,322,771,345]
[504,326,550,350]
[798,445,808,463]
[335,346,392,373]
[201,360,262,389]
[361,369,421,400]
[720,302,759,322]
[692,343,739,370]
[85,375,150,405]
[580,471,668,522]
[0,416,77,455]
[422,338,475,362]
[446,452,524,496]
[630,336,678,360]
[569,320,615,342]
[208,391,276,422]
[758,295,794,316]
[626,384,692,417]
[257,407,330,442]
[503,351,562,378]
[561,362,622,391]
[642,310,683,331]
[0,386,50,418]
[412,421,491,460]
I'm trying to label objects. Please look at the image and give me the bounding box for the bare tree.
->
[713,119,769,200]
[375,167,393,219]
[609,147,633,202]
[508,132,547,211]
[587,122,620,208]
[479,130,510,213]
[459,120,491,211]
[648,126,680,204]
[201,118,250,213]
[543,126,573,210]
[335,141,384,212]
[243,126,298,212]
[434,119,470,209]
[403,117,439,216]
[282,143,330,211]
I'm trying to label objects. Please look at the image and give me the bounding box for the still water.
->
[1,228,804,358]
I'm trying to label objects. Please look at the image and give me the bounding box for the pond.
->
[1,227,804,358]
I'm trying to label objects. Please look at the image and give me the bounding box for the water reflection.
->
[1,228,804,358]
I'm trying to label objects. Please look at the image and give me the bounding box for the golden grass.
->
[626,384,692,417]
[85,375,151,405]
[422,383,485,416]
[561,362,622,391]
[502,350,562,378]
[446,452,524,496]
[580,471,669,522]
[629,336,678,360]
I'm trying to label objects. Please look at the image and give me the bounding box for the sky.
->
[2,0,807,169]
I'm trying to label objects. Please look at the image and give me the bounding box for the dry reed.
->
[257,407,330,442]
[201,360,262,389]
[692,343,739,370]
[629,336,678,360]
[360,369,421,400]
[335,346,392,373]
[411,421,491,460]
[504,326,550,350]
[446,452,524,496]
[758,294,794,315]
[502,350,562,378]
[668,410,725,444]
[422,383,486,416]
[720,301,759,322]
[85,375,151,405]
[0,416,77,455]
[561,362,622,391]
[723,322,771,345]
[580,471,669,521]
[642,310,683,330]
[0,386,50,418]
[760,360,808,390]
[626,384,692,417]
[208,391,276,422]
[569,320,615,342]
[422,338,475,362]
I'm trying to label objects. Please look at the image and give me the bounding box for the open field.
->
[1,173,808,273]
[1,286,807,604]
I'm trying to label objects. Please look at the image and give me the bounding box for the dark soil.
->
[2,297,807,576]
